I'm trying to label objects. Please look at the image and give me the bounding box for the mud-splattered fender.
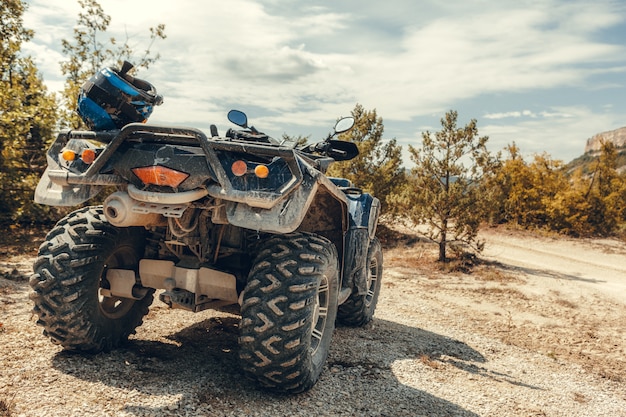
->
[342,192,381,295]
[223,161,349,234]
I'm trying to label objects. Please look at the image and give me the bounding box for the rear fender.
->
[34,131,107,206]
[342,192,381,296]
[224,162,348,235]
[34,167,104,206]
[34,124,210,207]
[346,191,380,240]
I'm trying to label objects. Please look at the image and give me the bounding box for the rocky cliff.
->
[585,126,626,154]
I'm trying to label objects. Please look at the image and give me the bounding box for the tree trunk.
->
[439,224,447,262]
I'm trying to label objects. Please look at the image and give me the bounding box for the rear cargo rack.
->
[57,123,304,208]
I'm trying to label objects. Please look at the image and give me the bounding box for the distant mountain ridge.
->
[584,126,626,154]
[567,125,626,174]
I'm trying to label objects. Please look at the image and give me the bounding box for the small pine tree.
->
[395,110,496,262]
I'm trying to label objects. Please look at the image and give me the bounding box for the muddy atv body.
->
[29,112,382,393]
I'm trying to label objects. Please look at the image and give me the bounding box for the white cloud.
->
[484,111,526,120]
[482,106,621,160]
[483,109,575,120]
[19,0,626,163]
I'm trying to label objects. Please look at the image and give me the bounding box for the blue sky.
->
[22,0,626,165]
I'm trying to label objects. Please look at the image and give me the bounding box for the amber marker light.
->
[231,160,247,177]
[81,149,96,164]
[132,165,189,187]
[61,149,76,161]
[254,164,269,179]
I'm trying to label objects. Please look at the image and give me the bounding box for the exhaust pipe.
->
[103,191,167,227]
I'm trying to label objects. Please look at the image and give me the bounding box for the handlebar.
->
[225,129,270,143]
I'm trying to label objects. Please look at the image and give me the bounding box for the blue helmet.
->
[77,61,163,131]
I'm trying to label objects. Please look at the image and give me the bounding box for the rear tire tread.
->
[239,233,339,393]
[30,206,153,352]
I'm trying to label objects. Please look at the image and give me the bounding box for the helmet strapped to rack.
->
[77,61,163,131]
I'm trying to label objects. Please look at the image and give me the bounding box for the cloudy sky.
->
[22,0,626,165]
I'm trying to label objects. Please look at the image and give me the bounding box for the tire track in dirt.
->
[479,229,626,304]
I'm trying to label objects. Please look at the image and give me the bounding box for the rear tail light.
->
[132,166,189,187]
[61,148,99,164]
[81,149,96,164]
[61,150,76,161]
[231,160,270,179]
[254,165,269,178]
[231,160,247,177]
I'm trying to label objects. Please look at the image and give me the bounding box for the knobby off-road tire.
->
[239,232,339,393]
[337,237,383,326]
[29,206,154,352]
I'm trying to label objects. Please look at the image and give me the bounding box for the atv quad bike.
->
[30,109,383,393]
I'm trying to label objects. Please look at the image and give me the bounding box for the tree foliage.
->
[553,141,626,236]
[326,103,405,212]
[392,110,496,262]
[60,0,166,128]
[487,145,568,227]
[0,0,58,225]
[0,0,167,226]
[486,140,626,237]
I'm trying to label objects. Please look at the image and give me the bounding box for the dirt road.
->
[1,227,625,416]
[480,228,626,305]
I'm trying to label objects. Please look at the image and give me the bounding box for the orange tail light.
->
[132,166,189,187]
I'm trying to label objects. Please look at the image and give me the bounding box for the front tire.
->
[29,206,154,352]
[238,233,339,393]
[337,237,383,326]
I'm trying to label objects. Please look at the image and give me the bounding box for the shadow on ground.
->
[489,259,606,284]
[49,315,501,416]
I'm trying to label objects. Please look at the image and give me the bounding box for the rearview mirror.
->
[334,117,355,134]
[228,110,248,128]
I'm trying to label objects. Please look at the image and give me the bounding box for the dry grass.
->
[0,394,15,417]
[378,223,523,284]
[419,354,441,369]
[471,287,529,300]
[472,263,522,283]
[553,298,578,309]
[385,248,429,269]
[573,392,589,404]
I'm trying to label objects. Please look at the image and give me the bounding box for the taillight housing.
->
[132,165,189,187]
[58,139,105,170]
[230,159,270,179]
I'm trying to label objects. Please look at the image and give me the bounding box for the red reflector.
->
[231,160,247,177]
[132,166,189,187]
[81,149,96,164]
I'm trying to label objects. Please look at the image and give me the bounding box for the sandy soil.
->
[0,226,625,416]
[480,227,626,305]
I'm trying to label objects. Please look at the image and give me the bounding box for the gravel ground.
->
[1,227,625,417]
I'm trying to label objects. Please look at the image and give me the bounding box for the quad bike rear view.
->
[29,62,383,393]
